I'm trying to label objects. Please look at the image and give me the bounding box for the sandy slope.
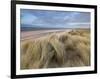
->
[21,29,71,41]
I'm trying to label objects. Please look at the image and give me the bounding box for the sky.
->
[20,9,90,28]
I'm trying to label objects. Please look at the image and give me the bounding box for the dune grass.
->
[21,29,90,69]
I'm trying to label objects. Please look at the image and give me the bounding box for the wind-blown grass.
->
[21,29,90,69]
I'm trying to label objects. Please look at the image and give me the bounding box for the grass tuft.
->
[21,29,90,69]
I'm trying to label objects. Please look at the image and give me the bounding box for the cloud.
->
[20,9,90,28]
[21,13,38,25]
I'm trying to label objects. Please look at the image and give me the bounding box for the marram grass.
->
[21,29,90,69]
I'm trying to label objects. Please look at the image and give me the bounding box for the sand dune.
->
[21,29,71,41]
[21,29,90,69]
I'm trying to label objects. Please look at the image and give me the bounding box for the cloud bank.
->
[20,9,90,28]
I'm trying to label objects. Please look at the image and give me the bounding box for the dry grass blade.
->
[21,29,90,69]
